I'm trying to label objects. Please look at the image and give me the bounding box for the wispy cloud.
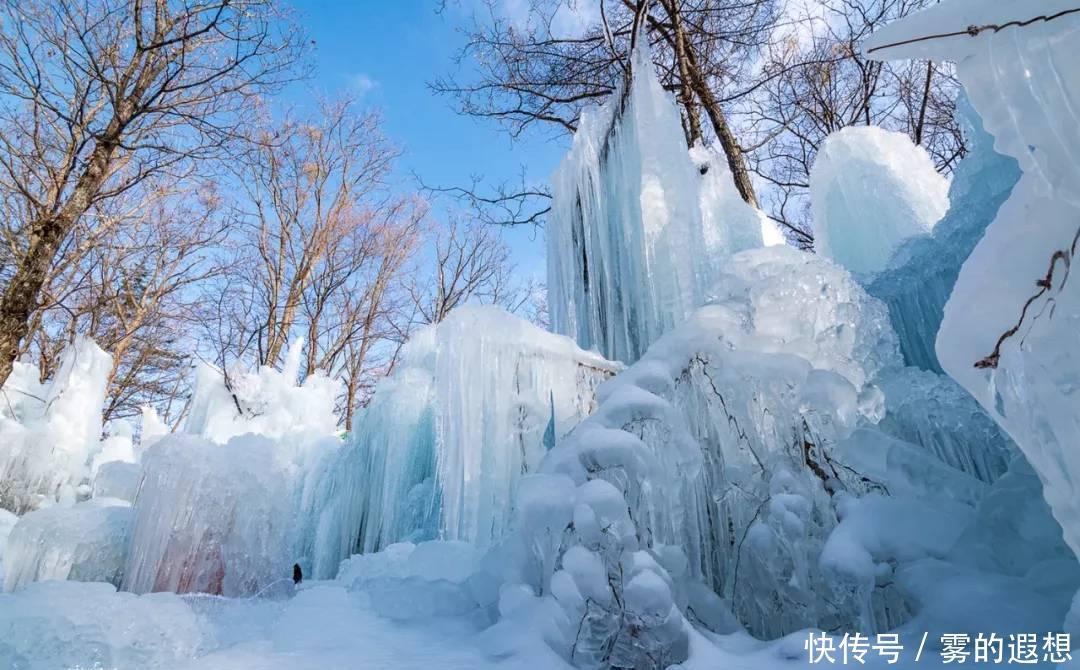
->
[348,72,380,98]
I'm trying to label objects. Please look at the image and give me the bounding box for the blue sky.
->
[288,0,570,278]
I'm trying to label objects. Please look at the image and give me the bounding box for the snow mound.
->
[810,126,949,276]
[3,498,133,592]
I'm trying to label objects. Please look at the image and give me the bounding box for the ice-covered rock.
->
[547,46,765,365]
[3,498,133,592]
[866,2,1080,561]
[345,306,618,554]
[810,126,949,277]
[0,337,113,513]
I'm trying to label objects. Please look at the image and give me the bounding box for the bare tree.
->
[227,99,401,368]
[14,180,230,423]
[0,0,306,389]
[432,0,779,218]
[433,0,963,248]
[211,98,425,429]
[408,218,536,326]
[743,0,965,243]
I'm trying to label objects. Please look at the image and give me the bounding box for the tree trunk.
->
[0,220,68,387]
[0,139,119,388]
[658,1,759,207]
[914,61,934,146]
[663,0,702,149]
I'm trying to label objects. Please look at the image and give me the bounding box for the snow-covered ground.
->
[3,0,1080,668]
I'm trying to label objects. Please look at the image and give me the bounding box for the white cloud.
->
[550,0,599,38]
[348,73,379,98]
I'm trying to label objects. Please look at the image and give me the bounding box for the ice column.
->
[547,46,763,364]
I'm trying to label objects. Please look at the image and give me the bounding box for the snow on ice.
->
[810,125,949,277]
[2,2,1080,669]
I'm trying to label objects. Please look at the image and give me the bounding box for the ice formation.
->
[344,306,618,554]
[123,432,336,596]
[874,366,1015,484]
[868,98,1021,371]
[185,339,341,444]
[534,244,910,640]
[3,498,133,592]
[810,126,949,277]
[866,2,1080,563]
[0,337,112,513]
[547,46,765,364]
[122,350,348,595]
[4,6,1080,669]
[0,508,17,590]
[92,460,141,502]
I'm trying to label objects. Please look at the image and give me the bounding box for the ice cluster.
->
[810,126,949,277]
[3,3,1080,669]
[0,337,116,513]
[342,306,619,554]
[547,47,766,364]
[123,346,348,595]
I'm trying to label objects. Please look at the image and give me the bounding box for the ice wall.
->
[868,99,1021,371]
[345,306,618,555]
[810,126,949,277]
[547,46,764,364]
[3,498,133,592]
[123,350,348,595]
[123,433,329,596]
[866,2,1080,559]
[0,337,113,513]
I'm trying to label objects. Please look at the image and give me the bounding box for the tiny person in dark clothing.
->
[293,563,303,585]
